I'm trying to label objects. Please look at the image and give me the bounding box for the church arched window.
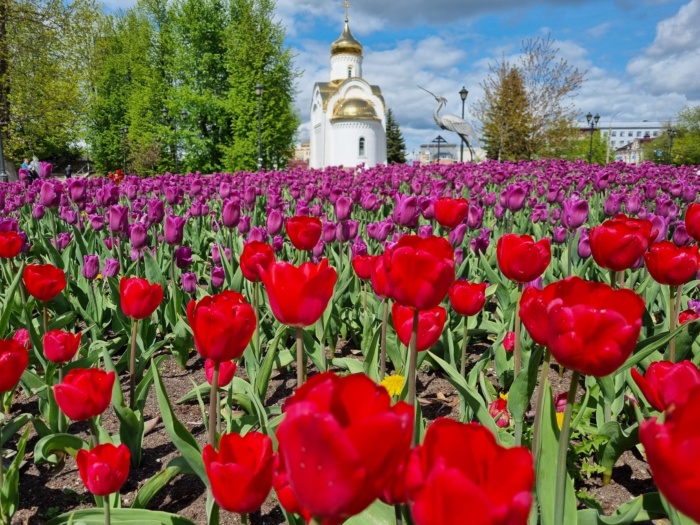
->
[348,66,353,78]
[359,137,366,157]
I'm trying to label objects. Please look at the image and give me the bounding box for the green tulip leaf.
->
[46,508,197,525]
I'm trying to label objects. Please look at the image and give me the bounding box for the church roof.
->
[331,17,363,56]
[331,98,380,121]
[313,80,385,112]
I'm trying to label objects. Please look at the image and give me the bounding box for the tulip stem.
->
[43,304,49,336]
[170,247,180,317]
[129,320,139,410]
[240,514,248,525]
[253,281,260,359]
[567,233,574,277]
[394,504,403,525]
[90,417,99,447]
[209,362,219,447]
[514,283,523,378]
[531,349,551,459]
[296,327,305,387]
[554,370,580,525]
[0,418,4,489]
[380,299,388,381]
[88,281,99,343]
[10,261,27,305]
[460,317,470,377]
[408,309,419,445]
[104,496,111,525]
[669,285,681,362]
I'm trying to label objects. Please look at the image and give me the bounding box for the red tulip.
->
[203,431,274,514]
[0,231,22,258]
[519,283,558,346]
[240,241,275,283]
[679,309,700,324]
[273,456,312,522]
[546,277,644,377]
[503,331,515,353]
[43,330,81,364]
[0,338,29,393]
[187,291,256,363]
[496,234,551,284]
[631,361,700,412]
[119,277,163,320]
[685,203,700,243]
[382,235,455,311]
[23,264,66,302]
[379,453,410,506]
[286,216,322,251]
[12,329,30,350]
[369,254,392,299]
[205,359,237,387]
[644,241,699,286]
[276,372,413,522]
[392,303,446,352]
[448,280,487,317]
[433,197,469,230]
[76,443,131,496]
[352,254,376,281]
[54,368,115,421]
[589,214,655,272]
[406,418,534,525]
[640,384,700,523]
[260,259,337,327]
[489,395,511,428]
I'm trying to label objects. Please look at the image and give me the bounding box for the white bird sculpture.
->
[419,86,477,162]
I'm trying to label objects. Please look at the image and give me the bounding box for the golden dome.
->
[331,98,379,121]
[331,17,363,56]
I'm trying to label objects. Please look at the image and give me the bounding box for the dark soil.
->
[7,343,656,524]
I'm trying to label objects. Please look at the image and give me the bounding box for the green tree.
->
[386,108,406,164]
[222,0,299,171]
[1,0,103,176]
[477,62,533,160]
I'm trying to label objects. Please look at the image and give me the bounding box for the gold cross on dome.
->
[342,0,351,19]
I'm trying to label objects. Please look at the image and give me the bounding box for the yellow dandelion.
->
[499,392,508,401]
[556,412,565,430]
[381,374,405,397]
[96,273,103,280]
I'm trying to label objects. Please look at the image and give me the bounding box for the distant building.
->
[418,142,458,165]
[309,5,387,169]
[614,138,654,165]
[579,120,667,149]
[294,142,310,162]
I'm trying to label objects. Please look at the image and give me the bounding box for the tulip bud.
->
[211,266,225,288]
[103,257,120,278]
[82,255,100,280]
[181,272,197,294]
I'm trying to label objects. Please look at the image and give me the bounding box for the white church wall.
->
[330,121,386,167]
[330,55,363,81]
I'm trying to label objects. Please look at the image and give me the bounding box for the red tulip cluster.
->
[589,215,654,272]
[433,197,469,230]
[23,263,66,302]
[0,231,23,259]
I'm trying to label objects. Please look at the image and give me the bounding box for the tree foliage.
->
[476,35,585,161]
[386,108,406,164]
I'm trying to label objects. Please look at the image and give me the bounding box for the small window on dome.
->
[359,137,366,157]
[348,66,353,78]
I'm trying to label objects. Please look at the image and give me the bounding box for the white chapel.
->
[309,4,387,169]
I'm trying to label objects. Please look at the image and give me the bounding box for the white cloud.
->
[627,0,700,98]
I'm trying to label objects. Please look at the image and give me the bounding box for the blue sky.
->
[103,0,700,155]
[273,0,700,154]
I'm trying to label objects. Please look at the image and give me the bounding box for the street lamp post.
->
[432,135,447,165]
[255,84,264,171]
[0,122,7,183]
[121,127,128,173]
[459,86,468,162]
[586,112,600,163]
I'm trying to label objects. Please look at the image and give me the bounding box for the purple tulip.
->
[59,207,78,225]
[470,228,491,256]
[39,182,60,207]
[625,194,642,216]
[392,194,419,228]
[129,223,148,249]
[164,215,186,245]
[103,258,120,278]
[322,221,337,243]
[312,240,325,259]
[212,244,231,264]
[182,272,197,294]
[68,179,86,203]
[33,205,46,219]
[148,199,165,224]
[335,196,352,221]
[561,197,588,229]
[248,226,267,243]
[418,224,433,239]
[272,235,284,252]
[89,214,105,231]
[672,222,691,247]
[54,232,72,252]
[82,255,100,280]
[238,216,251,235]
[175,246,193,269]
[552,227,567,244]
[351,239,367,258]
[164,186,179,205]
[266,209,283,236]
[501,184,527,212]
[577,228,591,258]
[448,224,467,247]
[0,219,18,232]
[603,194,624,216]
[467,205,484,229]
[211,266,225,288]
[336,220,359,242]
[647,214,669,242]
[454,248,464,266]
[494,204,505,220]
[108,205,129,235]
